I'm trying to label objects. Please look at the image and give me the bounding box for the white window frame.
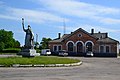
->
[78,33,82,37]
[85,40,94,52]
[53,45,62,51]
[58,45,62,51]
[75,41,84,52]
[99,45,111,53]
[53,45,57,51]
[66,41,75,52]
[99,45,105,53]
[105,45,111,53]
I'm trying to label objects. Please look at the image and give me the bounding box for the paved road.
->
[0,57,120,80]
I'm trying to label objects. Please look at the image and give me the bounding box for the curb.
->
[0,61,82,67]
[117,56,120,58]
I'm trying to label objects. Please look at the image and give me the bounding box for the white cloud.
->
[36,0,120,24]
[0,7,69,24]
[1,0,120,24]
[58,24,120,33]
[0,14,18,20]
[99,17,120,24]
[10,8,66,23]
[40,0,119,15]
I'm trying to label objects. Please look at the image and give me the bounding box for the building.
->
[49,28,119,57]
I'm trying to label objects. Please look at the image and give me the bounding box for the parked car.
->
[41,49,51,56]
[86,51,94,57]
[58,50,68,57]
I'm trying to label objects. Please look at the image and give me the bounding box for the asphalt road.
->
[0,57,120,80]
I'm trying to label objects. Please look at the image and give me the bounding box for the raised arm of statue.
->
[22,18,26,32]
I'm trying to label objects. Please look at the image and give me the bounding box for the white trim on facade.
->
[53,45,57,51]
[99,45,111,53]
[117,43,119,54]
[75,41,84,52]
[105,45,111,53]
[85,40,94,46]
[53,45,62,51]
[85,40,94,52]
[66,41,75,52]
[66,41,75,46]
[75,41,84,46]
[99,45,104,53]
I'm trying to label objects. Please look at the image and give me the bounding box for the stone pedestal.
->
[18,49,40,57]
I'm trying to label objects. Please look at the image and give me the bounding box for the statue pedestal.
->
[18,49,40,57]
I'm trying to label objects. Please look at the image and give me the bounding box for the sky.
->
[0,0,120,46]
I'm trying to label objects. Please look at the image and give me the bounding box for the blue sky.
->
[0,0,120,46]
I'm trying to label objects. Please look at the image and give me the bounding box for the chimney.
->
[58,33,61,39]
[71,32,73,34]
[105,33,108,38]
[91,29,94,35]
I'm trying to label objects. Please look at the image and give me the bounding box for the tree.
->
[40,37,52,49]
[34,42,39,49]
[14,40,21,48]
[0,29,20,50]
[0,42,5,51]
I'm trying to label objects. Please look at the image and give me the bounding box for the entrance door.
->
[77,42,83,53]
[86,42,93,52]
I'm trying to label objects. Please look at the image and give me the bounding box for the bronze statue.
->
[22,18,34,49]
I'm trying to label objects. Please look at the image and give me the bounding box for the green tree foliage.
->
[40,37,52,49]
[0,29,20,50]
[34,42,39,49]
[0,42,5,51]
[14,40,20,48]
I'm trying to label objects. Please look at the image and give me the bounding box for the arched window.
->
[68,42,74,52]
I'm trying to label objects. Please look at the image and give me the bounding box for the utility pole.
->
[36,34,38,43]
[63,19,66,34]
[35,34,39,48]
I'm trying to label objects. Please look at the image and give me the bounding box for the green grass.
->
[0,56,80,67]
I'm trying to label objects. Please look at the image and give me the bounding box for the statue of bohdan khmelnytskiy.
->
[22,18,34,49]
[17,18,40,57]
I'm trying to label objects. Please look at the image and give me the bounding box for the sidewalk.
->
[0,54,19,58]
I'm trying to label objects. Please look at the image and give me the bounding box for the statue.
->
[22,18,34,49]
[17,18,40,57]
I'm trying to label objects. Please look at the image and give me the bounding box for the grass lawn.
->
[0,56,80,67]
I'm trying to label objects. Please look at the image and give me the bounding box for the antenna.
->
[36,34,38,43]
[63,19,66,34]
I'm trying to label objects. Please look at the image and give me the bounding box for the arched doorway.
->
[85,41,94,52]
[67,42,74,52]
[86,42,93,52]
[77,42,83,53]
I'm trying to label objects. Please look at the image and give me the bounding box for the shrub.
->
[2,48,21,53]
[36,49,41,53]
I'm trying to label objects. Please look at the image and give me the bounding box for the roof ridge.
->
[63,28,97,40]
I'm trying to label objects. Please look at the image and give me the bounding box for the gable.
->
[63,28,97,42]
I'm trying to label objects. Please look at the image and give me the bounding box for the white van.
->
[41,49,51,55]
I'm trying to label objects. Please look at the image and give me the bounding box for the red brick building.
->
[49,28,119,57]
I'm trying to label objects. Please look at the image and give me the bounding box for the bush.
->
[2,48,21,53]
[36,49,41,53]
